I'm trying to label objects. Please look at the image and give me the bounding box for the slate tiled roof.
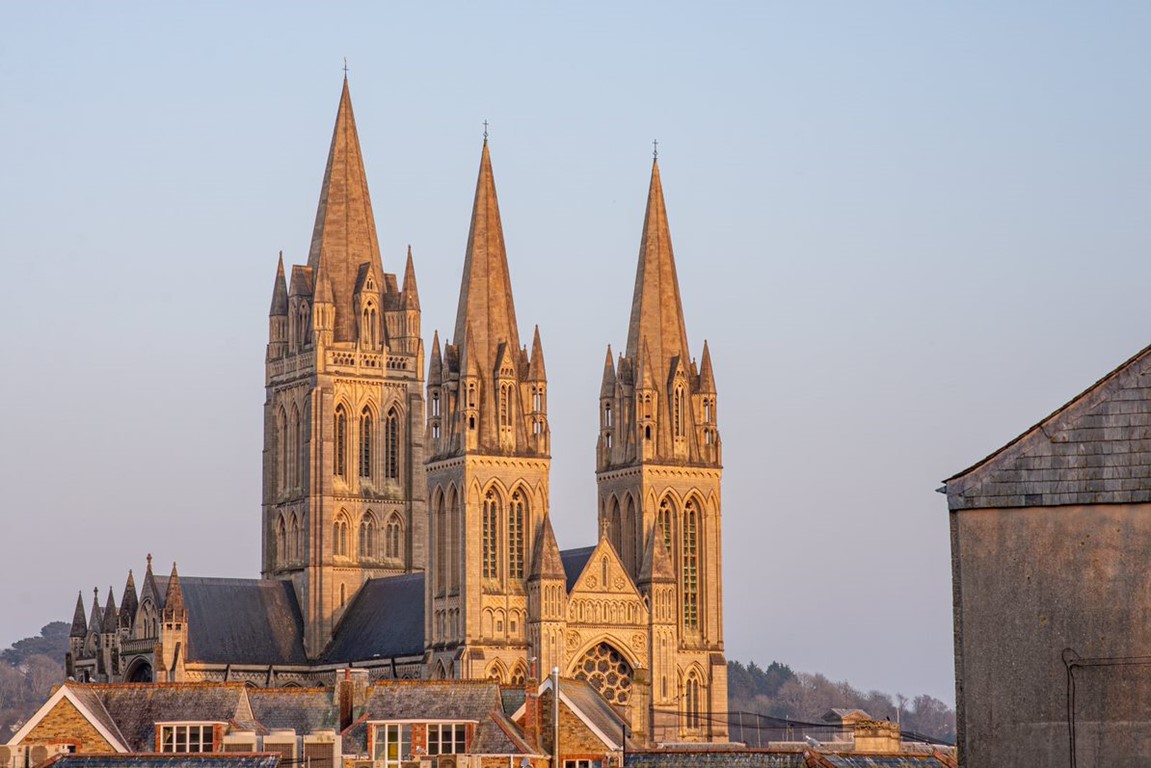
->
[247,688,337,733]
[178,578,308,666]
[343,681,534,756]
[500,688,526,718]
[66,686,128,748]
[321,574,424,663]
[818,756,954,767]
[559,679,638,750]
[560,547,595,593]
[624,752,953,768]
[625,751,808,768]
[945,343,1151,510]
[90,684,250,751]
[47,757,282,768]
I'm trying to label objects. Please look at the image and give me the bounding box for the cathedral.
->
[65,78,729,745]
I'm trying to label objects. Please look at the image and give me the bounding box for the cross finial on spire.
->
[483,119,489,142]
[653,139,659,160]
[343,57,349,76]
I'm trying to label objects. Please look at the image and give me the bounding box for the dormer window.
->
[158,723,220,753]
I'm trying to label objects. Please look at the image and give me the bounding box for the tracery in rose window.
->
[574,642,633,705]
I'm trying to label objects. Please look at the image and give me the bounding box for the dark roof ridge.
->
[945,341,1151,485]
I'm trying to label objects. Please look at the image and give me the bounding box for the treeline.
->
[0,623,68,737]
[728,660,956,743]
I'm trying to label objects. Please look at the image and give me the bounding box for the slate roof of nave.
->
[135,544,613,668]
[321,573,425,663]
[560,546,596,593]
[176,578,308,666]
[945,342,1151,511]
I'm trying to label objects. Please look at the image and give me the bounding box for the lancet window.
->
[359,408,373,479]
[360,513,376,559]
[334,405,348,478]
[385,514,403,561]
[483,490,500,579]
[333,514,349,557]
[509,490,526,579]
[658,497,674,554]
[685,672,702,730]
[384,407,400,481]
[683,499,699,630]
[673,385,686,437]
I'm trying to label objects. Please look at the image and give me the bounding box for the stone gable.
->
[946,343,1151,510]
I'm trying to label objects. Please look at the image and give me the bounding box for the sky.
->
[3,2,1151,707]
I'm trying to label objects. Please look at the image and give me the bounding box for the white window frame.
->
[157,722,222,753]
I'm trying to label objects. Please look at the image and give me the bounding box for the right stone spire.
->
[594,154,728,744]
[600,158,721,469]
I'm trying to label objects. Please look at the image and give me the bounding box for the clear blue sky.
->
[3,2,1151,707]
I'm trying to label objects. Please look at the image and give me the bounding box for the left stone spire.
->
[263,78,426,660]
[307,76,383,342]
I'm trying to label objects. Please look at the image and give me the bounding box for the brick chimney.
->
[521,658,541,744]
[336,668,370,731]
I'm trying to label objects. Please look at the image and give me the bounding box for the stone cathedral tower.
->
[425,139,551,681]
[596,158,728,741]
[262,78,426,658]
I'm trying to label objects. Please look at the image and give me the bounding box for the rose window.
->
[574,642,633,705]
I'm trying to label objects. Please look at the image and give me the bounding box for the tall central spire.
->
[625,158,691,374]
[307,77,383,342]
[452,140,521,371]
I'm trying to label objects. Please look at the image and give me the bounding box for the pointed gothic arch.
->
[682,497,700,631]
[482,487,502,580]
[508,486,528,580]
[448,485,460,591]
[607,495,622,562]
[290,403,301,490]
[433,486,447,594]
[333,403,349,479]
[385,512,403,562]
[276,515,287,567]
[510,661,528,686]
[289,513,301,562]
[359,510,377,559]
[333,511,350,557]
[384,405,401,481]
[486,659,508,684]
[623,494,637,575]
[359,406,374,479]
[276,406,288,491]
[682,666,705,731]
[657,495,676,555]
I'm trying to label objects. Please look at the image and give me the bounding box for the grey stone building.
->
[944,342,1151,766]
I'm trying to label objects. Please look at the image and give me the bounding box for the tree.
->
[1,623,70,666]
